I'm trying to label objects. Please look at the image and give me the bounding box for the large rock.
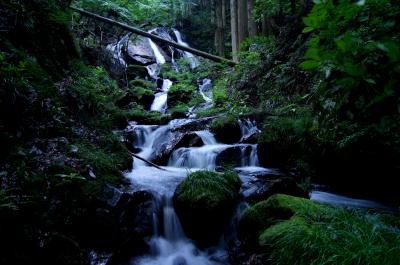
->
[173,171,241,246]
[126,36,156,65]
[210,116,241,144]
[170,117,215,132]
[152,132,204,165]
[216,145,253,168]
[245,177,308,204]
[238,194,325,248]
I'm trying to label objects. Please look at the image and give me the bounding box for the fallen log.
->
[129,151,167,171]
[69,6,236,66]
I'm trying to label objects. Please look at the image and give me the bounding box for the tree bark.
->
[247,0,257,37]
[215,0,225,56]
[230,0,239,62]
[237,0,248,44]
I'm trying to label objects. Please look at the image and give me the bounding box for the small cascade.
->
[106,34,130,67]
[238,119,260,142]
[168,144,229,170]
[151,79,173,113]
[239,144,259,167]
[173,29,199,69]
[199,79,213,103]
[195,130,217,145]
[130,124,171,168]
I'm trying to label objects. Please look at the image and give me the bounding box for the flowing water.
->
[101,29,396,265]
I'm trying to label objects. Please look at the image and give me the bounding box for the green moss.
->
[175,170,240,209]
[240,194,400,265]
[129,79,156,90]
[168,82,197,108]
[210,115,241,143]
[169,104,188,119]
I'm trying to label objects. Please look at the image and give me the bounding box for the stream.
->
[99,28,396,265]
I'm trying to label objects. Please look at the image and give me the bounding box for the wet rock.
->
[246,177,308,204]
[106,236,149,265]
[240,131,260,144]
[126,65,149,79]
[40,233,88,265]
[172,256,188,265]
[170,117,215,132]
[210,116,241,144]
[152,132,204,165]
[126,36,156,65]
[116,191,156,239]
[174,132,204,149]
[173,171,241,247]
[216,145,253,168]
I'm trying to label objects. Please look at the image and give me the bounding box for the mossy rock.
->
[173,170,241,246]
[238,194,328,248]
[210,116,241,144]
[126,65,150,79]
[169,104,188,119]
[168,82,197,108]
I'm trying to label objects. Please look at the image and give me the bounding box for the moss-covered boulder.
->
[210,116,241,144]
[238,194,326,248]
[173,171,241,246]
[168,83,197,108]
[239,194,400,265]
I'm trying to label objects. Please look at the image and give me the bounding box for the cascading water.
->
[118,29,265,265]
[151,79,173,113]
[106,34,130,67]
[173,29,199,69]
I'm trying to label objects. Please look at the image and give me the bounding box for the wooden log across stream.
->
[70,6,237,66]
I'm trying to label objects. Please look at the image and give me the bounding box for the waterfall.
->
[199,79,213,103]
[106,34,130,67]
[151,79,173,113]
[173,29,199,69]
[238,119,260,142]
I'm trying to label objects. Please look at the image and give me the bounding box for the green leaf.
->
[303,27,315,33]
[300,60,320,71]
[364,78,376,85]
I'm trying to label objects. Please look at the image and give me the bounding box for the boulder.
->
[170,117,215,132]
[245,177,308,204]
[152,132,204,165]
[173,171,241,246]
[126,37,156,65]
[238,194,325,248]
[210,116,241,144]
[216,145,253,168]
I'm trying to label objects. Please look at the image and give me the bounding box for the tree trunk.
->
[222,0,227,29]
[247,0,257,37]
[230,0,239,62]
[215,0,225,56]
[237,0,248,44]
[261,13,269,35]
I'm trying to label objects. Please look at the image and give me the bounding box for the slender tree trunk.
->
[230,0,239,62]
[261,13,269,35]
[214,0,225,56]
[222,0,227,30]
[247,0,257,37]
[237,0,248,44]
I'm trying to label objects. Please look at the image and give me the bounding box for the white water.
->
[124,117,268,265]
[151,79,173,113]
[173,29,199,69]
[106,34,130,67]
[199,79,213,103]
[238,119,260,142]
